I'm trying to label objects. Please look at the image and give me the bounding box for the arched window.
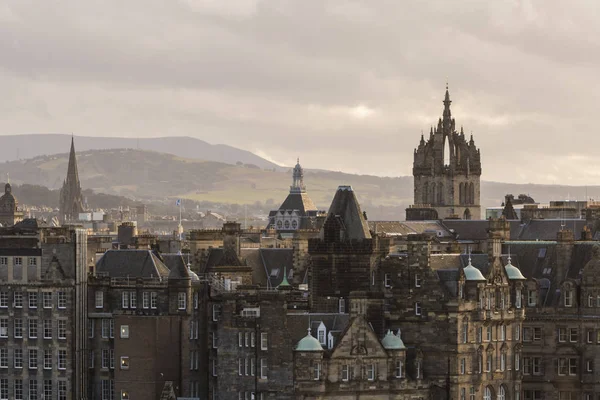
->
[430,182,436,204]
[438,182,444,205]
[484,386,492,400]
[498,385,506,400]
[462,319,468,343]
[459,183,464,205]
[423,184,429,205]
[469,182,475,205]
[460,388,466,400]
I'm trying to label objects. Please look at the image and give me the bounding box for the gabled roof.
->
[287,313,350,347]
[323,186,371,240]
[96,249,170,278]
[205,248,243,268]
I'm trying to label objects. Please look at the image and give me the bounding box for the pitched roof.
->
[278,192,317,214]
[162,253,191,280]
[323,186,371,240]
[96,249,170,278]
[287,313,350,347]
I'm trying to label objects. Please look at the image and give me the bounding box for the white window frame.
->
[120,325,129,339]
[261,332,268,350]
[95,291,104,309]
[178,292,186,310]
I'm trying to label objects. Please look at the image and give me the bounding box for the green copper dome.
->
[504,259,526,280]
[295,329,323,352]
[463,258,486,281]
[381,330,406,350]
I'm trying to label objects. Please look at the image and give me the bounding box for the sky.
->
[1,0,600,185]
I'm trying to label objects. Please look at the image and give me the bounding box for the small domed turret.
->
[381,329,406,350]
[463,256,486,281]
[295,329,323,352]
[504,256,526,280]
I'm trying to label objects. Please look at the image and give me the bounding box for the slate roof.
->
[278,192,317,214]
[205,248,244,269]
[512,219,591,241]
[162,253,191,280]
[287,313,350,347]
[368,221,414,236]
[96,249,170,278]
[324,186,371,240]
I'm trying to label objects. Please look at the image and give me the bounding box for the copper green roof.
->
[504,259,526,280]
[277,266,291,289]
[381,330,406,350]
[295,329,323,352]
[463,257,486,281]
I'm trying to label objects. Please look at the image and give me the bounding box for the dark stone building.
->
[0,220,88,399]
[59,137,85,224]
[408,86,482,221]
[0,182,23,227]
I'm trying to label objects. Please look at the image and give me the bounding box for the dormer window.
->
[327,332,335,350]
[317,323,326,345]
[527,289,537,307]
[564,288,574,307]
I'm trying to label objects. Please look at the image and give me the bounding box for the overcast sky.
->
[1,0,600,184]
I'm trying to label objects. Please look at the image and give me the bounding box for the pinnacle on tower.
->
[59,136,85,223]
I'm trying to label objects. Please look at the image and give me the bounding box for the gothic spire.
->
[443,83,452,123]
[59,136,85,224]
[66,136,80,188]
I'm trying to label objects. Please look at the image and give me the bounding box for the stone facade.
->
[0,222,88,400]
[409,86,481,220]
[0,183,23,227]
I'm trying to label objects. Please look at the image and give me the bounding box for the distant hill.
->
[0,134,281,170]
[1,148,598,221]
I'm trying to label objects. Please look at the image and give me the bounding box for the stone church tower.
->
[59,137,85,224]
[407,86,482,220]
[0,181,23,226]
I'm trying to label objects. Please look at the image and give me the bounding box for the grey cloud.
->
[0,0,599,185]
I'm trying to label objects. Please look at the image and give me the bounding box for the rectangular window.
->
[120,356,129,370]
[89,350,95,369]
[486,354,492,372]
[101,319,109,338]
[0,257,5,266]
[130,291,137,309]
[28,319,38,339]
[523,357,531,374]
[29,292,38,309]
[342,364,350,381]
[42,292,52,308]
[0,291,6,308]
[238,358,243,376]
[568,358,577,375]
[58,320,66,339]
[14,291,23,308]
[14,348,22,368]
[0,318,7,338]
[122,292,129,309]
[44,350,52,370]
[102,349,110,369]
[151,292,158,309]
[29,348,38,369]
[314,362,322,380]
[486,326,492,342]
[515,353,520,371]
[101,380,110,400]
[194,292,198,309]
[43,319,52,339]
[58,381,67,400]
[533,357,541,375]
[477,327,482,343]
[14,379,23,400]
[533,327,541,341]
[415,274,421,287]
[28,257,37,266]
[110,319,114,338]
[238,332,243,347]
[15,257,22,265]
[58,349,67,370]
[395,360,403,378]
[500,325,506,341]
[0,348,6,368]
[251,358,255,376]
[178,292,186,310]
[245,332,250,347]
[556,357,567,374]
[415,302,421,316]
[565,290,573,307]
[28,380,37,400]
[96,290,104,308]
[516,288,522,308]
[43,381,52,400]
[212,332,218,348]
[460,358,466,374]
[261,332,268,350]
[143,292,149,308]
[260,358,268,379]
[58,291,67,308]
[121,325,129,339]
[14,318,22,338]
[527,290,537,306]
[0,379,7,400]
[501,353,506,371]
[251,331,255,347]
[586,359,593,372]
[569,328,578,343]
[558,327,566,342]
[88,319,94,338]
[588,330,594,343]
[110,349,114,369]
[212,359,217,376]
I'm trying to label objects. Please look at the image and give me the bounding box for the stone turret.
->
[409,85,482,220]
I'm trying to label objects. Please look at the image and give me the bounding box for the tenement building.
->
[0,219,88,399]
[88,249,206,400]
[408,85,482,220]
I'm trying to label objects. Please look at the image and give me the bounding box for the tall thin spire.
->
[443,83,452,122]
[59,136,85,224]
[66,136,80,187]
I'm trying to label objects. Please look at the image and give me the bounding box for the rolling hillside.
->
[1,148,597,220]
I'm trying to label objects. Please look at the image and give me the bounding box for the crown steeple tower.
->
[59,136,85,224]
